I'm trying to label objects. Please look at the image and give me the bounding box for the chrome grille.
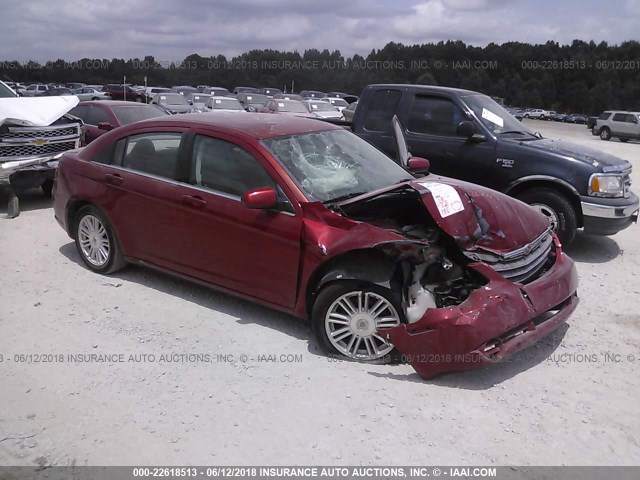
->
[0,141,78,158]
[0,123,81,160]
[1,126,79,139]
[464,228,554,284]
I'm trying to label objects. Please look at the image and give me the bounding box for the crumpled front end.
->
[332,179,579,379]
[381,234,579,379]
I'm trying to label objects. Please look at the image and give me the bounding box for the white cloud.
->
[0,0,636,62]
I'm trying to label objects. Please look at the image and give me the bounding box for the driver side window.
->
[190,135,276,198]
[408,96,467,137]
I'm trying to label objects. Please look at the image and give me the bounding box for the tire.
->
[524,114,530,118]
[600,127,611,141]
[312,281,403,363]
[540,115,545,120]
[74,205,127,274]
[516,188,577,245]
[620,138,629,143]
[41,179,53,198]
[91,96,99,101]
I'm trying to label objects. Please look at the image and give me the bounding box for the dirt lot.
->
[0,121,639,466]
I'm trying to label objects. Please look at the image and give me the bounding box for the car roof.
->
[368,83,482,96]
[78,100,155,107]
[130,112,340,139]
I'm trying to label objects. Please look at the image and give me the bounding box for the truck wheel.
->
[74,205,127,274]
[41,179,54,198]
[516,189,577,245]
[312,281,402,363]
[600,127,611,141]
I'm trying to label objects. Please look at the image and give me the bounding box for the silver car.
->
[593,110,640,142]
[72,87,112,101]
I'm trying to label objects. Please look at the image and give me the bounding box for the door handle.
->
[182,195,207,209]
[105,173,123,186]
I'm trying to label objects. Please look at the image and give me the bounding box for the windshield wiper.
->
[394,177,415,184]
[324,191,368,204]
[499,130,538,137]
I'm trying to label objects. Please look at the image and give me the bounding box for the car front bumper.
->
[380,236,579,379]
[0,154,61,185]
[581,194,639,236]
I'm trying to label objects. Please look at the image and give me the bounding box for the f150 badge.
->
[497,158,515,168]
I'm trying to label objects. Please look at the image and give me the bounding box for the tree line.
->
[2,39,640,114]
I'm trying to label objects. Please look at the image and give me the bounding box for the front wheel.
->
[516,189,577,245]
[312,282,402,362]
[600,127,611,141]
[41,179,53,198]
[74,205,127,274]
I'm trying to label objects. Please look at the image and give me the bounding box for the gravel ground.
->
[0,121,639,466]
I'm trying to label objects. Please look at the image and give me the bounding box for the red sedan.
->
[69,100,169,145]
[52,113,578,379]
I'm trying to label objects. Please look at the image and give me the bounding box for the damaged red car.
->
[52,113,579,379]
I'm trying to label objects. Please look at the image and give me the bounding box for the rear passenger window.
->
[122,133,182,180]
[363,89,402,132]
[408,96,466,137]
[612,113,626,122]
[626,114,638,123]
[190,135,276,197]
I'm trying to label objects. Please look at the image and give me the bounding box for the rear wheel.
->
[74,205,126,274]
[600,127,611,141]
[312,282,402,362]
[516,188,577,245]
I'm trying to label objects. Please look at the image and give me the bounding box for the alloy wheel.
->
[78,215,110,266]
[325,291,400,360]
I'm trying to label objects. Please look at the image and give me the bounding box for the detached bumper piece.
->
[381,239,579,379]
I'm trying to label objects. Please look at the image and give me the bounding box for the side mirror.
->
[241,187,277,209]
[407,157,430,173]
[457,121,486,142]
[456,121,475,138]
[97,122,114,131]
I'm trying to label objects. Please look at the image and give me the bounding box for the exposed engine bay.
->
[338,188,487,324]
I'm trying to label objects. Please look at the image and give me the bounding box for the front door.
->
[172,132,302,308]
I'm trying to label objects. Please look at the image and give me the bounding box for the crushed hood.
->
[409,176,550,253]
[0,96,79,127]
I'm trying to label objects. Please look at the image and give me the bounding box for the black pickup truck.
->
[350,84,638,244]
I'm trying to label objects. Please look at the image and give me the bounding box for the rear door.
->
[172,130,303,308]
[97,128,190,271]
[355,88,403,158]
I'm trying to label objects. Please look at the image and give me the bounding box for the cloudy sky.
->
[2,0,638,62]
